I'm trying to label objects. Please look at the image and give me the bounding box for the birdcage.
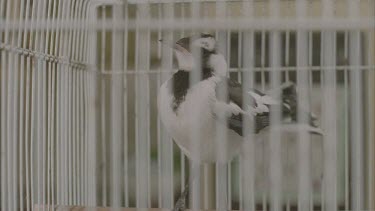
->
[0,0,374,210]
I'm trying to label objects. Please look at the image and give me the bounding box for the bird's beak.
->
[159,39,187,53]
[159,39,174,49]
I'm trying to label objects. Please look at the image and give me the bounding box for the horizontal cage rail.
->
[0,42,90,69]
[0,18,374,31]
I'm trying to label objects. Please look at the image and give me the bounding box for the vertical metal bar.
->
[100,5,107,206]
[349,30,364,210]
[17,0,27,209]
[50,0,59,207]
[7,0,17,209]
[30,60,36,211]
[322,0,337,210]
[296,0,311,210]
[319,27,325,211]
[87,2,99,208]
[344,31,349,211]
[269,1,282,211]
[57,0,67,205]
[47,55,52,209]
[159,2,174,209]
[135,3,151,208]
[226,21,232,211]
[0,0,8,208]
[77,2,84,204]
[74,66,79,205]
[40,0,49,207]
[189,2,202,210]
[348,1,364,210]
[28,1,38,208]
[41,46,47,210]
[1,2,12,209]
[30,59,37,211]
[71,1,82,205]
[80,1,89,204]
[77,67,82,205]
[75,0,83,204]
[82,0,92,201]
[55,0,61,205]
[11,0,22,209]
[284,29,291,211]
[44,0,53,208]
[25,55,31,211]
[122,2,129,207]
[215,2,229,211]
[72,0,84,199]
[308,30,314,211]
[33,0,43,208]
[4,0,13,209]
[179,3,186,200]
[23,2,32,209]
[156,3,162,208]
[83,4,88,202]
[73,2,81,200]
[156,3,162,207]
[241,2,256,210]
[63,0,72,205]
[73,1,81,204]
[146,12,152,207]
[59,1,71,204]
[110,4,124,210]
[260,3,267,210]
[83,1,89,204]
[79,1,89,205]
[66,2,72,205]
[56,38,61,207]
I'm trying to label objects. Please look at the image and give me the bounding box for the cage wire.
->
[0,0,374,210]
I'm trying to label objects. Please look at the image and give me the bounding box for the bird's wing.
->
[213,78,274,136]
[213,78,318,137]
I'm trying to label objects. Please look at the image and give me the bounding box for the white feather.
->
[174,49,194,71]
[208,53,227,76]
[158,76,243,163]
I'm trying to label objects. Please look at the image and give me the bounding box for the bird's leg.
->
[173,162,199,211]
[173,183,189,211]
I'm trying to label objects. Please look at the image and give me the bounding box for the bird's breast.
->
[158,77,242,163]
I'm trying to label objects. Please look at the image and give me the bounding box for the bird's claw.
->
[173,197,186,211]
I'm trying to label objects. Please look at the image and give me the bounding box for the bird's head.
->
[175,33,217,54]
[160,33,218,71]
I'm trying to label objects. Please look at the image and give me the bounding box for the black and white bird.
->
[158,34,322,211]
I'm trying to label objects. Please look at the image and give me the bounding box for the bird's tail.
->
[271,123,324,136]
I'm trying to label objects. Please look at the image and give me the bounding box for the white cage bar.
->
[0,0,374,211]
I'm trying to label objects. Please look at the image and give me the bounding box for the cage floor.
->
[34,205,173,211]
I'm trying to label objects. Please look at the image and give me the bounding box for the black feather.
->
[168,68,213,112]
[216,79,301,136]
